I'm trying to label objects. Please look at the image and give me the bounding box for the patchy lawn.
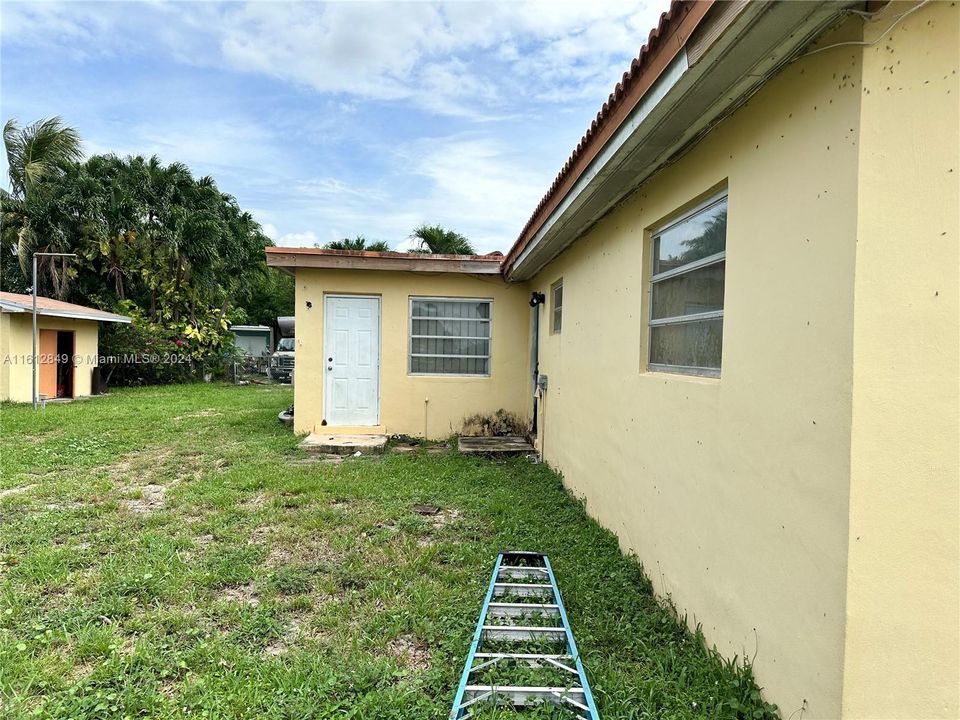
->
[0,384,778,719]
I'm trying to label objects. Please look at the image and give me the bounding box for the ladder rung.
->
[472,652,574,668]
[474,652,573,660]
[492,582,554,598]
[497,566,550,581]
[462,685,585,706]
[481,625,567,642]
[487,602,559,619]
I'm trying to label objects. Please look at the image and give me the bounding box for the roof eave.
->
[0,304,131,324]
[265,249,503,275]
[505,0,858,282]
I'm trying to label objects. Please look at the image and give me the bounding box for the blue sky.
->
[1,1,667,253]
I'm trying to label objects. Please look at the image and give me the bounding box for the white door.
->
[323,295,380,426]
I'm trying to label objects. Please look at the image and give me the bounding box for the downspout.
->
[529,292,545,434]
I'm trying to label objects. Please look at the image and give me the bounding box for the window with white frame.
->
[409,298,491,375]
[551,279,563,334]
[648,192,727,376]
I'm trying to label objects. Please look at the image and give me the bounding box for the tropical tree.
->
[1,116,291,385]
[323,235,391,252]
[408,224,476,255]
[1,117,85,294]
[3,116,83,197]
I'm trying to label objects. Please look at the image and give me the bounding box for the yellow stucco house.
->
[0,292,131,402]
[267,2,959,717]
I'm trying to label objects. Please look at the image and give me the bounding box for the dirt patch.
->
[264,619,300,656]
[260,534,338,569]
[24,429,64,444]
[242,493,267,511]
[266,546,294,566]
[290,454,343,465]
[174,409,223,420]
[43,500,86,511]
[120,484,169,514]
[64,660,96,684]
[109,446,202,514]
[221,583,260,607]
[0,484,36,500]
[385,634,431,671]
[105,447,173,481]
[430,508,461,528]
[247,525,275,545]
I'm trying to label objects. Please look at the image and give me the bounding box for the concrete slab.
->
[299,433,388,455]
[458,436,536,455]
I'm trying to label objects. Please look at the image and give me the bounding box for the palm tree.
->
[3,117,83,197]
[2,117,84,296]
[324,235,391,252]
[408,224,475,255]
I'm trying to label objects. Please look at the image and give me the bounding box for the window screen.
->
[551,280,563,334]
[649,193,727,376]
[410,298,491,375]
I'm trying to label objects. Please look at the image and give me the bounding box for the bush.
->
[99,301,238,386]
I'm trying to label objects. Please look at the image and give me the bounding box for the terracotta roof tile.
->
[504,0,710,273]
[264,247,503,262]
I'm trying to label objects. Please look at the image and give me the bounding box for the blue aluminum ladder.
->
[449,551,600,719]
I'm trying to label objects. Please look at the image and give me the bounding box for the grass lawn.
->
[1,384,778,719]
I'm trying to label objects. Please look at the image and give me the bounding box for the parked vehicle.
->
[268,316,295,383]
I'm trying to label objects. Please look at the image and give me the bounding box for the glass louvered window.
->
[648,192,727,376]
[409,298,491,375]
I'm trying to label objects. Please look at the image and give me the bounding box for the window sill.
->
[407,373,491,379]
[642,367,721,383]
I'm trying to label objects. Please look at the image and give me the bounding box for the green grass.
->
[0,384,779,719]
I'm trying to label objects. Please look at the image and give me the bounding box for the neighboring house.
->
[0,292,131,402]
[266,2,958,717]
[230,324,273,356]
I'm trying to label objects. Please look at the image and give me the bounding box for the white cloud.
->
[209,0,667,115]
[3,1,669,117]
[260,223,279,241]
[275,231,321,248]
[2,0,674,251]
[256,133,550,253]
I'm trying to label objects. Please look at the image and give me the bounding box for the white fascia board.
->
[0,301,131,323]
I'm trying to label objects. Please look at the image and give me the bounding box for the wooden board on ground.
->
[457,436,535,455]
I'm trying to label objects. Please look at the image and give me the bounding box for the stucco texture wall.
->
[842,2,960,717]
[292,269,530,437]
[0,314,100,402]
[527,20,868,719]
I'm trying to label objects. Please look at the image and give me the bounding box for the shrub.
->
[99,301,238,386]
[461,409,528,437]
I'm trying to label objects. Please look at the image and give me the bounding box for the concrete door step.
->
[299,433,388,455]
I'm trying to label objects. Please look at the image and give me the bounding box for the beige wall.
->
[0,314,100,402]
[842,2,960,717]
[292,269,530,437]
[527,20,869,718]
